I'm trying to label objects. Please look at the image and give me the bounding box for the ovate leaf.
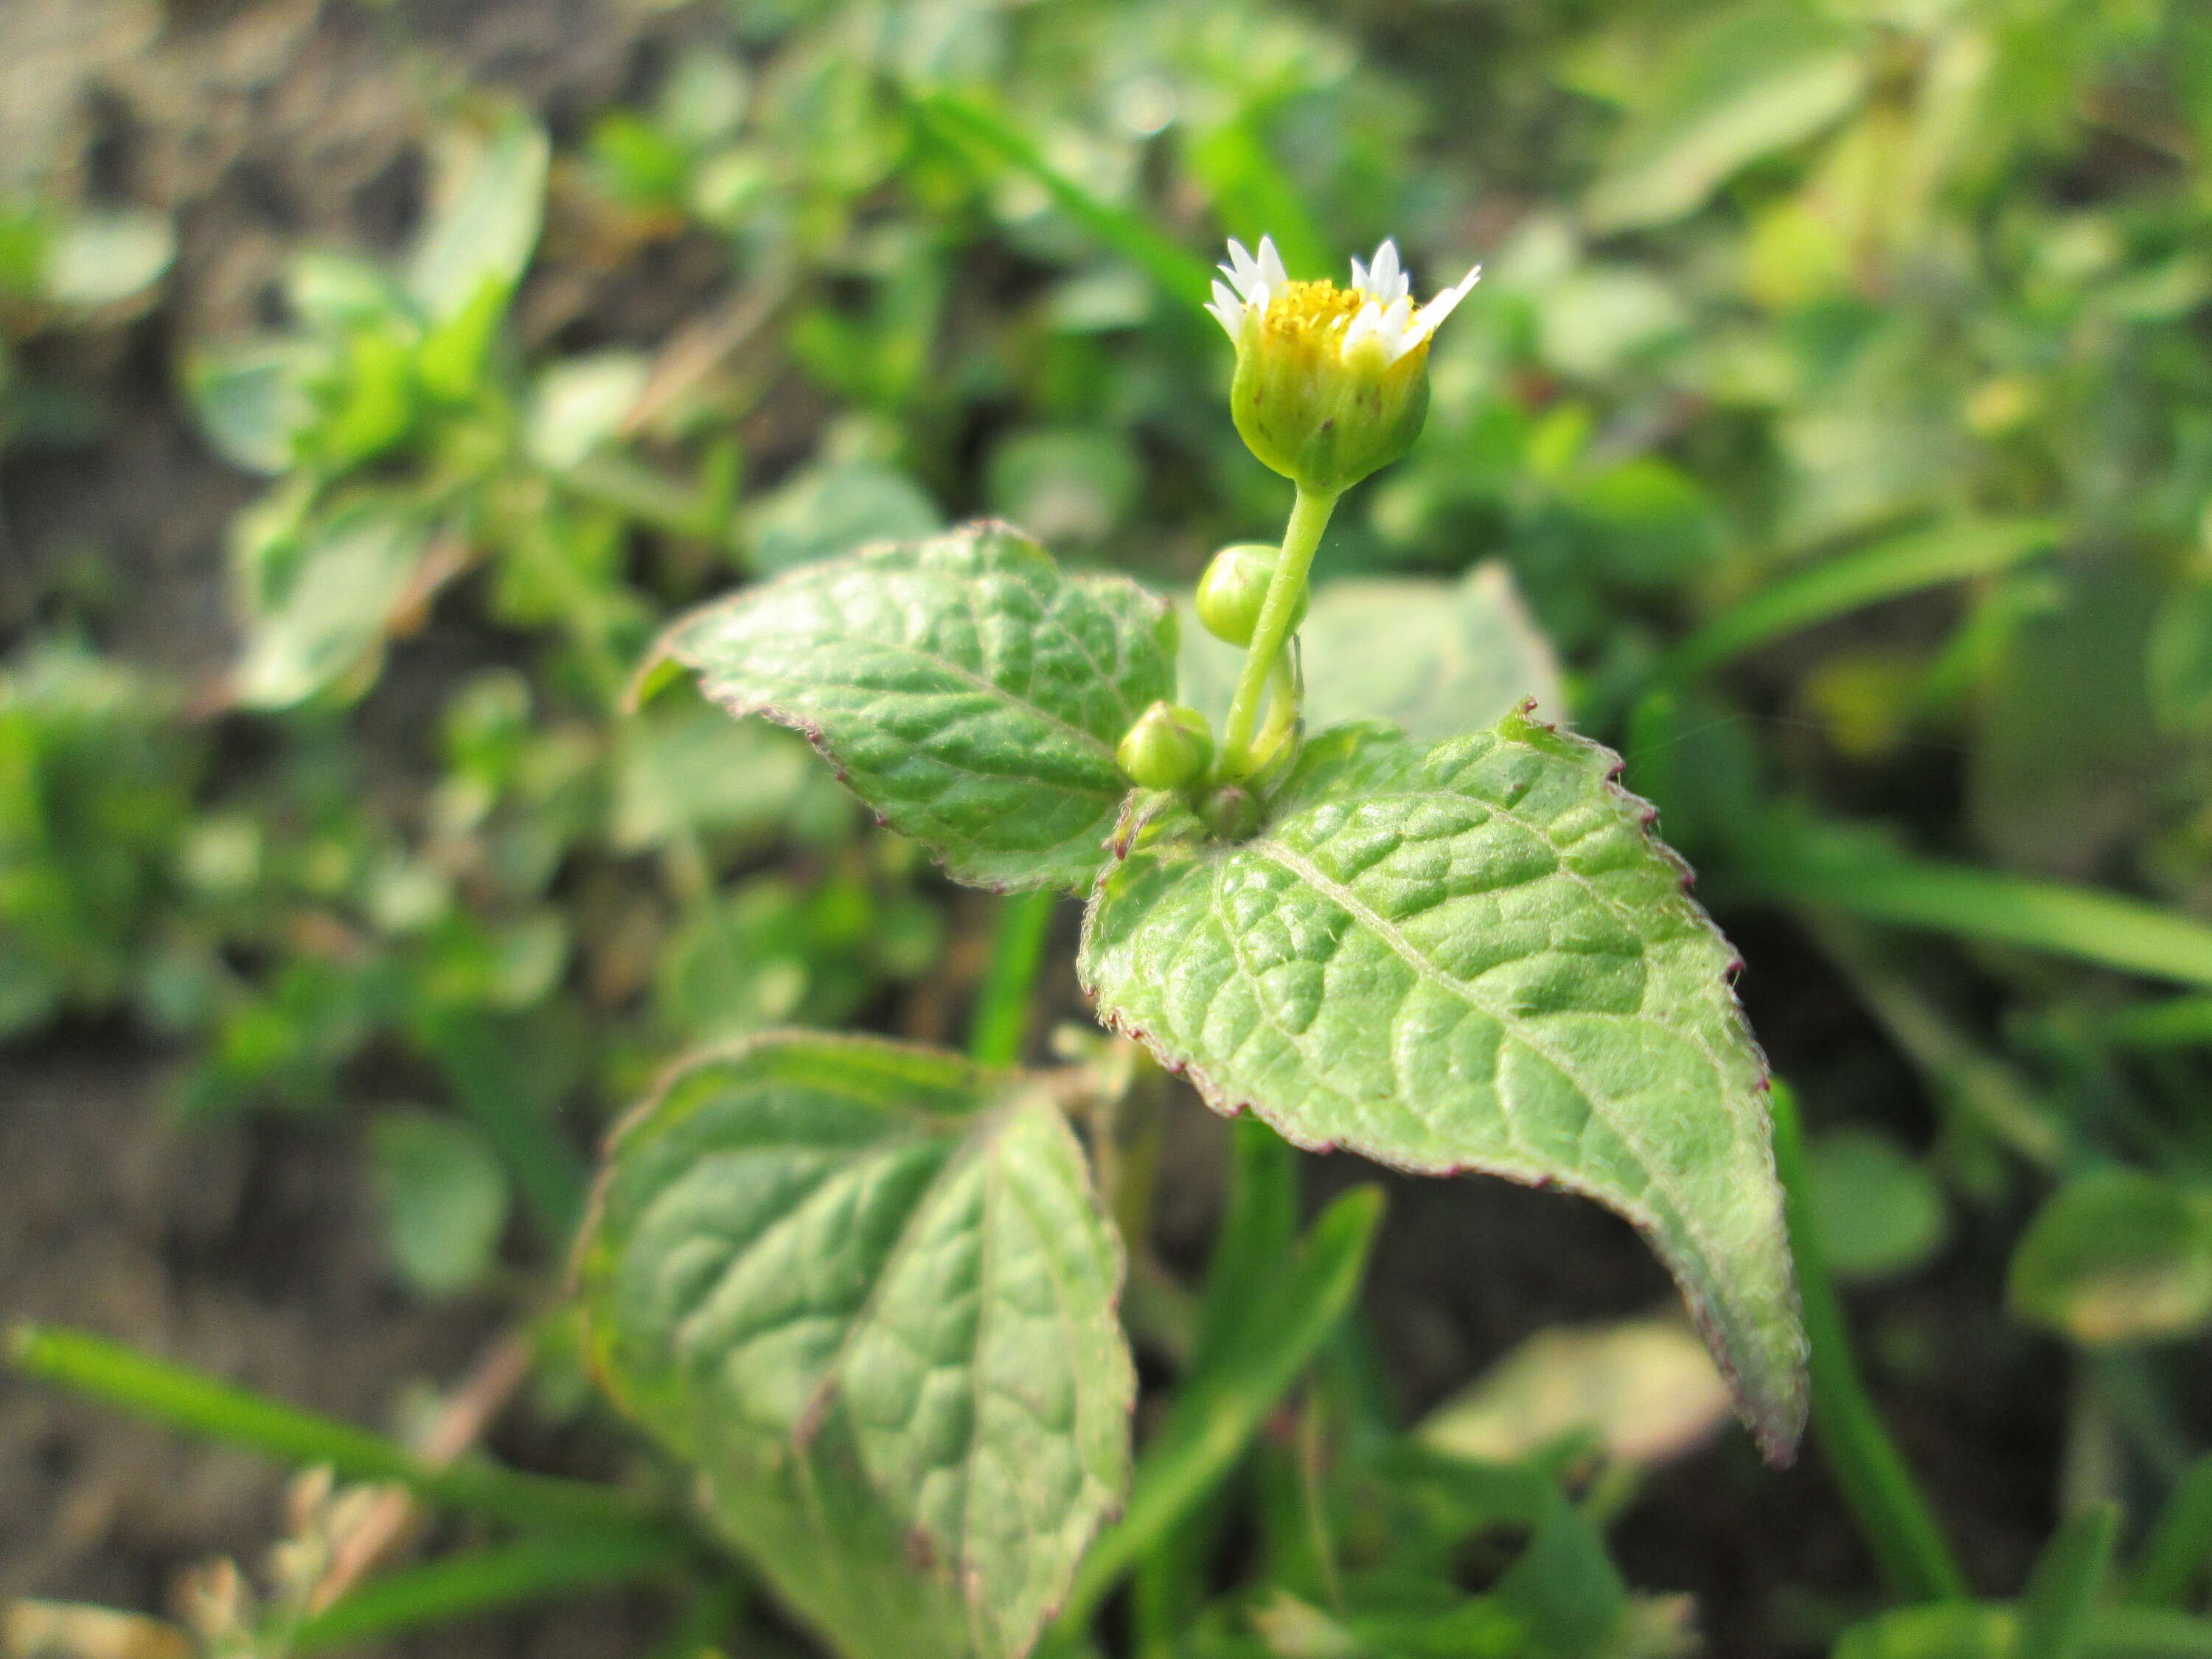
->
[1419,1317,1733,1468]
[1804,1126,1949,1284]
[1079,714,1806,1458]
[2008,1169,2212,1346]
[575,1033,1133,1659]
[233,504,433,709]
[656,522,1175,891]
[406,114,550,325]
[42,208,174,309]
[370,1112,509,1297]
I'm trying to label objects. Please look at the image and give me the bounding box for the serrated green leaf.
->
[1079,714,1806,1458]
[575,1033,1133,1659]
[657,522,1175,891]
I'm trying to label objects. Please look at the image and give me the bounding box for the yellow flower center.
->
[1260,279,1365,345]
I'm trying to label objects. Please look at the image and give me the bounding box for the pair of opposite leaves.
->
[576,521,1806,1659]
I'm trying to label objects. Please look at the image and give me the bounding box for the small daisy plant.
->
[582,233,1806,1659]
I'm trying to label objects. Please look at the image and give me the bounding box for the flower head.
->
[1208,235,1481,494]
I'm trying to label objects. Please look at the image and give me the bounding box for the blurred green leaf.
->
[1663,518,2057,681]
[1805,1127,1950,1283]
[1058,1186,1384,1632]
[984,426,1139,547]
[1419,1317,1733,1467]
[2008,1170,2212,1346]
[2150,577,2212,740]
[41,207,173,309]
[746,458,943,573]
[1583,5,1868,232]
[2017,1503,2121,1659]
[910,90,1214,310]
[370,1111,511,1297]
[406,114,551,325]
[1179,563,1564,742]
[232,504,433,709]
[1969,557,2166,878]
[1742,818,2212,991]
[526,352,651,472]
[186,341,317,476]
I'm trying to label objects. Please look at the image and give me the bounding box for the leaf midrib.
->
[1245,833,1739,1321]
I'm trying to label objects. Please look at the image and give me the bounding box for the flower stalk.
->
[1219,484,1337,778]
[1203,234,1480,783]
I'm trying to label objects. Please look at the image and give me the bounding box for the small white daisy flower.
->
[1209,234,1481,493]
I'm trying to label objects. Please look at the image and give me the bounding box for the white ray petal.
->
[1368,239,1405,305]
[1408,262,1483,347]
[1219,239,1261,302]
[1206,278,1244,337]
[1341,299,1388,360]
[1255,234,1287,291]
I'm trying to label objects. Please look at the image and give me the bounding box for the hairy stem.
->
[1252,650,1299,771]
[1220,485,1337,776]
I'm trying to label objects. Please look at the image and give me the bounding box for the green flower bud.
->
[1116,701,1213,790]
[1198,782,1262,841]
[1196,542,1307,647]
[1206,236,1480,495]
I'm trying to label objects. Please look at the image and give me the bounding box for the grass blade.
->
[1662,518,2056,681]
[291,1531,689,1652]
[1055,1183,1385,1633]
[1771,1086,1969,1603]
[2107,997,2212,1051]
[2130,1456,2212,1607]
[2019,1503,2121,1659]
[1185,112,1332,282]
[1745,821,2212,991]
[9,1324,667,1537]
[909,91,1216,311]
[967,888,1057,1065]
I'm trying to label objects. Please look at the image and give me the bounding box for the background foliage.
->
[6,0,2212,1655]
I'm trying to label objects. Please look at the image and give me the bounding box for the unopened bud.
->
[1116,702,1213,790]
[1197,543,1306,647]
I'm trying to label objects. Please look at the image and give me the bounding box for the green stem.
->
[967,888,1057,1065]
[1770,1086,1970,1603]
[8,1324,670,1540]
[1220,486,1337,776]
[291,1531,692,1652]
